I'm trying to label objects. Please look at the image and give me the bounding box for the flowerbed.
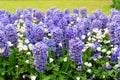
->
[0,7,120,80]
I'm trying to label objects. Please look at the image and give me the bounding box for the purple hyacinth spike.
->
[69,38,84,70]
[5,24,18,46]
[0,30,10,57]
[80,7,87,18]
[32,42,48,72]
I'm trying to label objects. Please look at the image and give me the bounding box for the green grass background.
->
[0,0,112,15]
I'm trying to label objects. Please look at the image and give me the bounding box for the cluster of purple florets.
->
[1,7,120,73]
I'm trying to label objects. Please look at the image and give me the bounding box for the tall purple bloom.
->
[33,9,45,23]
[32,42,48,72]
[51,27,63,44]
[73,8,79,15]
[5,24,18,46]
[65,26,78,40]
[92,19,103,29]
[69,38,84,70]
[80,7,87,18]
[114,26,120,46]
[44,39,56,52]
[108,22,119,45]
[0,30,10,57]
[64,8,70,15]
[51,27,63,56]
[81,18,92,35]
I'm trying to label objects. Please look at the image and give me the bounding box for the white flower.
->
[63,57,67,62]
[23,45,28,51]
[113,47,118,52]
[49,58,54,63]
[30,76,36,80]
[7,41,13,47]
[103,75,105,78]
[87,69,91,73]
[110,45,113,47]
[76,77,80,80]
[25,39,30,44]
[93,28,99,33]
[106,51,111,55]
[14,20,18,25]
[0,47,5,54]
[118,56,120,67]
[113,64,119,69]
[59,43,62,47]
[21,27,26,33]
[101,49,107,53]
[44,37,49,40]
[96,47,101,51]
[26,52,31,55]
[20,15,24,19]
[82,48,86,52]
[22,75,25,78]
[92,38,96,41]
[87,32,91,36]
[88,37,91,41]
[28,44,33,50]
[86,43,93,47]
[81,35,86,40]
[68,24,72,27]
[16,65,18,68]
[70,21,74,24]
[84,62,88,66]
[88,63,92,67]
[76,17,80,22]
[104,28,109,34]
[44,28,49,33]
[25,60,29,64]
[48,33,52,36]
[98,55,102,59]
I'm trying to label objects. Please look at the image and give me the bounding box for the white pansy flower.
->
[97,47,101,51]
[88,63,92,67]
[76,77,80,80]
[63,57,67,62]
[87,32,91,36]
[28,44,33,50]
[25,60,29,64]
[49,58,54,63]
[48,33,52,37]
[87,69,91,73]
[101,49,107,53]
[88,37,91,41]
[84,62,88,66]
[23,45,28,51]
[16,65,18,68]
[113,64,119,69]
[22,75,25,78]
[30,76,36,80]
[103,75,105,78]
[106,51,111,55]
[93,28,99,33]
[26,52,31,55]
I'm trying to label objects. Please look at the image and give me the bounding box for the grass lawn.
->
[0,0,112,15]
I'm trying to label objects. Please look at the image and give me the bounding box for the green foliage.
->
[112,0,120,10]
